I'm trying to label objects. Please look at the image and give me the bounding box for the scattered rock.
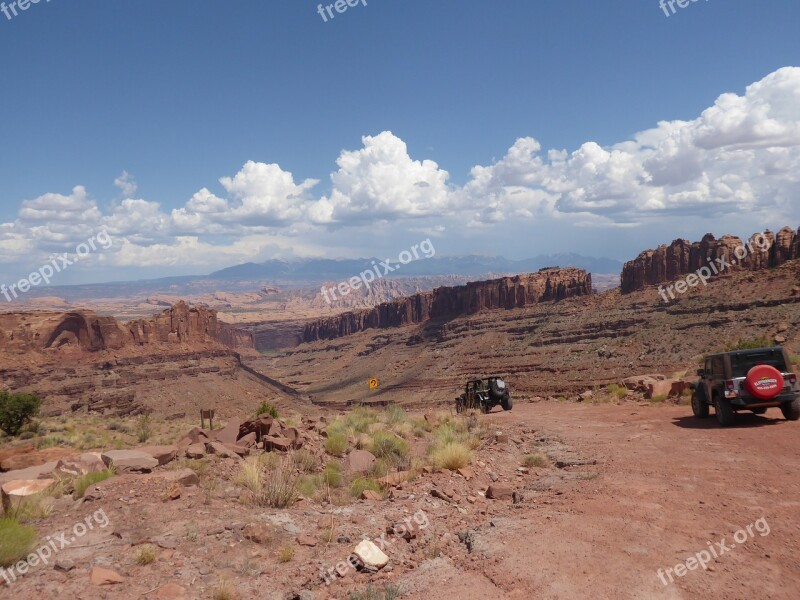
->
[1,478,55,512]
[204,441,242,460]
[243,523,274,545]
[185,443,206,459]
[137,445,179,466]
[353,540,389,570]
[153,583,189,599]
[90,566,124,586]
[344,449,377,474]
[157,468,199,487]
[297,534,318,547]
[54,559,75,572]
[101,450,158,474]
[486,485,514,500]
[360,490,383,501]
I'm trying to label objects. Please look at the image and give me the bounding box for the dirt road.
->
[404,401,800,600]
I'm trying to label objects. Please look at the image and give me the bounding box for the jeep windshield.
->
[730,349,788,378]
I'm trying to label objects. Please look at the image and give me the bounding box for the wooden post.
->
[201,409,215,430]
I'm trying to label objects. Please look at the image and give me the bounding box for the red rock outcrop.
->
[620,226,799,293]
[0,301,253,354]
[303,268,592,342]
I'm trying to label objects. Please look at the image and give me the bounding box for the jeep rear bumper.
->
[730,392,799,408]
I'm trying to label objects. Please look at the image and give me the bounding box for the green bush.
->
[73,469,115,500]
[323,462,344,488]
[0,518,37,568]
[325,432,348,456]
[606,384,628,400]
[350,477,383,499]
[254,401,279,419]
[136,414,153,443]
[369,431,409,464]
[0,391,41,437]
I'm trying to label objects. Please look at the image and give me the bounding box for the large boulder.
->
[0,444,35,467]
[101,450,159,473]
[1,447,76,472]
[0,460,62,485]
[54,453,106,477]
[2,478,55,512]
[343,450,377,474]
[185,443,206,459]
[204,441,242,460]
[138,445,179,466]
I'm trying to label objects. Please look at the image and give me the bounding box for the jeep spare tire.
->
[745,365,784,400]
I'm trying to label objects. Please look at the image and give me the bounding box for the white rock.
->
[353,540,389,569]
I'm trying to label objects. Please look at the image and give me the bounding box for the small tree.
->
[0,391,41,437]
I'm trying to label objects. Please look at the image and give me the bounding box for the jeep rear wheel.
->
[714,395,736,427]
[501,392,513,411]
[691,390,709,418]
[781,398,800,421]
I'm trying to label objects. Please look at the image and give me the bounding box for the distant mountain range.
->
[6,253,622,302]
[209,253,622,281]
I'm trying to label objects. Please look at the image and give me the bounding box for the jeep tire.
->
[781,398,800,421]
[501,392,513,411]
[691,390,710,418]
[714,395,736,427]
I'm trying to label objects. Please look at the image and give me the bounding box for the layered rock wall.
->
[303,268,592,342]
[620,226,800,293]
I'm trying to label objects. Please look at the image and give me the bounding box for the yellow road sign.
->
[368,378,379,390]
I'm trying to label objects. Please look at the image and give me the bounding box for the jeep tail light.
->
[790,373,797,385]
[725,380,735,391]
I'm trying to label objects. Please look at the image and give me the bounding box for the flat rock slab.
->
[137,445,179,466]
[185,443,206,459]
[1,478,55,512]
[0,460,61,485]
[213,417,241,445]
[90,566,124,585]
[1,447,76,471]
[101,450,159,473]
[204,441,242,460]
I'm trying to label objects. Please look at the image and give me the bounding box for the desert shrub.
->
[325,432,348,456]
[650,394,668,403]
[276,545,295,563]
[136,414,153,443]
[254,401,279,419]
[725,336,772,351]
[212,580,237,600]
[606,384,628,400]
[134,544,157,565]
[73,469,115,500]
[0,518,37,568]
[0,391,41,436]
[323,462,344,488]
[369,431,409,464]
[369,457,391,479]
[349,476,383,499]
[384,405,408,426]
[298,474,322,498]
[429,442,471,470]
[257,457,299,508]
[235,455,269,493]
[36,434,70,449]
[524,453,550,468]
[350,583,402,600]
[291,449,318,473]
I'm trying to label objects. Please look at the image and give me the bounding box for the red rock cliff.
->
[620,226,800,294]
[302,268,592,342]
[0,301,253,354]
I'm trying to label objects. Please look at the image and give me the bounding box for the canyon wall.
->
[620,226,800,294]
[302,268,592,342]
[0,300,253,354]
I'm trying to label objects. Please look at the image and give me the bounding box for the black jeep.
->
[456,377,512,414]
[692,346,800,426]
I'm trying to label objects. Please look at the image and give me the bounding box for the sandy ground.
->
[402,401,800,600]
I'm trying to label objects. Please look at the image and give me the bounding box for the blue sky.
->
[1,0,799,284]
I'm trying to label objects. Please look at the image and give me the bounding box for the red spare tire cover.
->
[745,365,784,400]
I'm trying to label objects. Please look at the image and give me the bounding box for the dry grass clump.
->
[277,545,295,563]
[0,518,36,568]
[235,454,299,508]
[523,453,550,468]
[429,442,471,470]
[134,544,157,565]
